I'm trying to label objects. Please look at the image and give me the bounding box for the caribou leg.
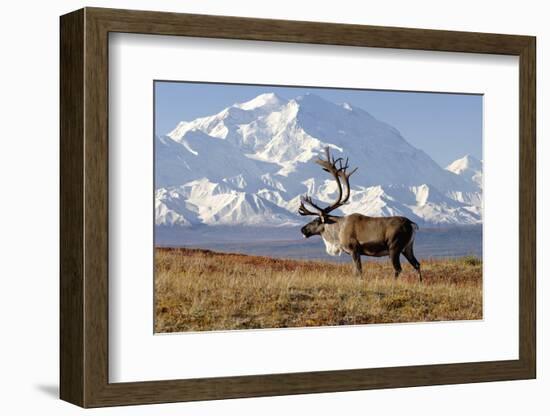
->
[389,249,402,279]
[402,244,422,282]
[351,248,363,277]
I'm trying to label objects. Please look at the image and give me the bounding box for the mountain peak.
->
[234,92,286,111]
[446,154,482,174]
[461,154,481,164]
[446,155,482,189]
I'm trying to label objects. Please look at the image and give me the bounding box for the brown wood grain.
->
[59,7,537,408]
[518,38,537,375]
[59,8,84,406]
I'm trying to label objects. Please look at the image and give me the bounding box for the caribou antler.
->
[298,195,325,216]
[297,147,358,218]
[315,147,357,214]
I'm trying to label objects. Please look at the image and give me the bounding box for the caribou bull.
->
[299,147,422,281]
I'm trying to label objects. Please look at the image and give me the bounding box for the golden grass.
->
[155,248,482,333]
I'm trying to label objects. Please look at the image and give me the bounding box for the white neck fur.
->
[321,235,343,256]
[320,223,343,256]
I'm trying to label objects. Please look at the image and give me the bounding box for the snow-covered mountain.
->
[155,92,482,227]
[446,154,483,189]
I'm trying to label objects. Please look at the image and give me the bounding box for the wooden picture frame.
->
[60,7,536,408]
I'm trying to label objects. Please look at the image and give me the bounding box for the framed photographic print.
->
[60,7,536,408]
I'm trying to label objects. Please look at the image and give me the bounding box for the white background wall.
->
[0,0,545,414]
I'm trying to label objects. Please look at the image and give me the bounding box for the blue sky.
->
[154,81,482,167]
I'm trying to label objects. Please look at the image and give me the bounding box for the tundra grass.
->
[155,248,482,333]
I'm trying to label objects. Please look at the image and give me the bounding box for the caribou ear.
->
[320,216,325,224]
